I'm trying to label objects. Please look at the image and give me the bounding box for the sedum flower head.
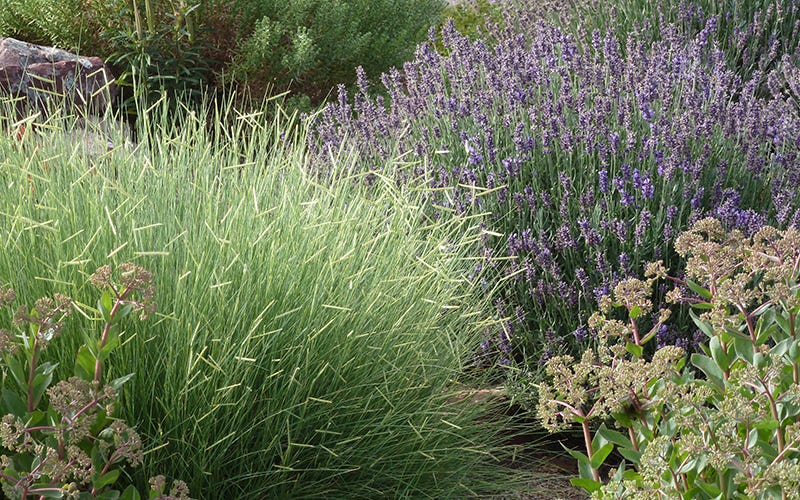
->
[537,350,600,431]
[100,420,144,467]
[91,263,156,320]
[612,277,653,317]
[0,328,17,356]
[0,284,14,307]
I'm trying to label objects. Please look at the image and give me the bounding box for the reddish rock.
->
[0,37,117,117]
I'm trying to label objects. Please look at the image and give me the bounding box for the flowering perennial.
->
[308,11,800,364]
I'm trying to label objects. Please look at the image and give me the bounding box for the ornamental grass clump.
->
[532,218,800,498]
[0,264,189,499]
[0,96,532,497]
[307,11,800,367]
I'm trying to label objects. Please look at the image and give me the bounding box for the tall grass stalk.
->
[0,96,531,497]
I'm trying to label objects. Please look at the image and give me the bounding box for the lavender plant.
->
[514,0,800,95]
[307,11,800,367]
[533,218,800,498]
[0,264,188,500]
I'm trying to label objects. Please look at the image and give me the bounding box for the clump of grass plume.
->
[0,94,533,497]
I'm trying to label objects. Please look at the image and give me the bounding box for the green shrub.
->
[230,0,447,103]
[532,218,800,498]
[0,0,209,116]
[437,0,505,49]
[0,96,531,497]
[103,0,211,116]
[0,0,123,55]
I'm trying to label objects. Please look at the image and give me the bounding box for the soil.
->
[458,387,588,499]
[498,434,589,499]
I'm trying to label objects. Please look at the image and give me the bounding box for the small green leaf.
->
[618,447,642,464]
[611,410,633,428]
[626,341,643,358]
[590,442,614,469]
[788,339,800,363]
[630,305,642,319]
[677,454,708,474]
[777,401,800,421]
[75,345,97,381]
[611,461,626,481]
[680,487,703,499]
[570,478,602,493]
[755,321,777,345]
[659,415,678,437]
[98,335,121,361]
[25,409,46,426]
[733,336,754,365]
[709,336,730,372]
[1,388,26,417]
[94,469,121,490]
[746,428,758,450]
[768,309,790,333]
[686,279,712,300]
[30,485,64,498]
[691,353,725,390]
[6,356,27,392]
[724,322,752,340]
[118,303,134,319]
[31,370,55,408]
[695,481,722,497]
[109,373,135,391]
[567,449,590,465]
[36,361,58,376]
[771,338,793,358]
[755,419,780,431]
[99,291,114,322]
[577,458,596,481]
[119,485,141,500]
[595,424,631,448]
[689,309,715,338]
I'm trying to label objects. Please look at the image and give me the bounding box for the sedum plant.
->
[0,264,189,499]
[532,218,800,498]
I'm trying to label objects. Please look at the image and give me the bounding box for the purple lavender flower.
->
[555,223,575,250]
[306,8,800,364]
[577,218,601,246]
[598,169,610,193]
[632,169,655,199]
[572,326,589,343]
[635,210,652,246]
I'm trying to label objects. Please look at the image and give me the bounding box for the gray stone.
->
[0,37,117,117]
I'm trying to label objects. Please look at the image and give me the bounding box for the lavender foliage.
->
[307,13,800,365]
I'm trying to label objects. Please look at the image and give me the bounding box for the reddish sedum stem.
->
[27,336,40,412]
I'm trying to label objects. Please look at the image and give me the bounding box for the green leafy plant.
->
[435,0,505,52]
[0,264,189,499]
[230,0,447,103]
[0,0,122,55]
[104,0,209,114]
[532,218,800,498]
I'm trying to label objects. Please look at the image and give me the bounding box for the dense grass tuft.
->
[0,97,530,497]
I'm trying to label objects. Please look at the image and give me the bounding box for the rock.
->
[0,37,117,117]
